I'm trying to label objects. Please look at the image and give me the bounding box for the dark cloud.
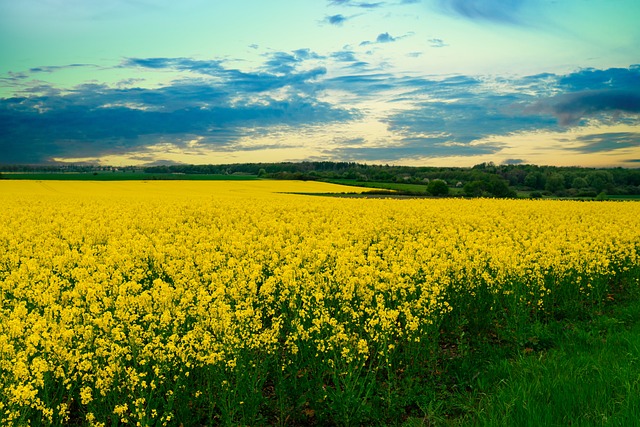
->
[502,159,525,165]
[558,66,640,92]
[572,132,640,154]
[360,32,401,46]
[530,90,640,125]
[124,56,327,93]
[356,2,385,8]
[376,32,396,43]
[263,52,299,74]
[123,57,226,74]
[437,0,526,24]
[0,90,356,163]
[326,14,349,25]
[292,49,323,61]
[0,57,355,163]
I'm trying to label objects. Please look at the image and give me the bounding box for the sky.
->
[1,0,639,167]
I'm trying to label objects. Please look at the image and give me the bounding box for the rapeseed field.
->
[1,181,639,425]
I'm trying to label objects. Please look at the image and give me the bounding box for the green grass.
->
[471,301,640,426]
[325,179,429,193]
[401,295,640,426]
[0,171,258,180]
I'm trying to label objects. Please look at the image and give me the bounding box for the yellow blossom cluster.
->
[0,180,639,425]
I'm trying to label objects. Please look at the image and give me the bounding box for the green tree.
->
[485,177,515,198]
[463,181,485,197]
[545,173,565,193]
[427,179,449,196]
[587,171,613,193]
[571,177,588,189]
[524,172,545,190]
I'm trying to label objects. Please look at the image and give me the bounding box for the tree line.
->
[2,161,640,198]
[144,161,640,198]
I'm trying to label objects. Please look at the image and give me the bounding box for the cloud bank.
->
[1,57,639,164]
[531,90,640,125]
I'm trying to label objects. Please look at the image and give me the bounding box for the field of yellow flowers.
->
[1,180,639,425]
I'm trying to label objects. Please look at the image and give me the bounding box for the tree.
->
[463,181,485,197]
[427,179,449,196]
[571,177,588,189]
[524,172,545,190]
[545,173,565,193]
[486,178,515,198]
[587,171,613,193]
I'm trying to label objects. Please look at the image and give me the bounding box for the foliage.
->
[426,179,449,196]
[545,172,566,193]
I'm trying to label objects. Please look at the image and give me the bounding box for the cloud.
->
[0,57,356,163]
[436,0,526,24]
[558,65,640,92]
[321,71,559,161]
[326,14,349,25]
[328,0,385,8]
[3,60,639,165]
[330,51,370,70]
[328,136,500,162]
[0,89,356,163]
[291,48,323,61]
[572,132,640,154]
[502,158,525,165]
[376,32,396,43]
[360,32,406,46]
[355,2,385,8]
[428,38,447,48]
[530,90,640,125]
[263,52,299,74]
[28,64,94,73]
[123,57,225,74]
[124,55,327,93]
[384,98,551,147]
[331,50,359,62]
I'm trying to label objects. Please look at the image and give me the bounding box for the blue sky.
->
[1,0,639,167]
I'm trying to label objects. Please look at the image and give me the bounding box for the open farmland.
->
[1,181,639,426]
